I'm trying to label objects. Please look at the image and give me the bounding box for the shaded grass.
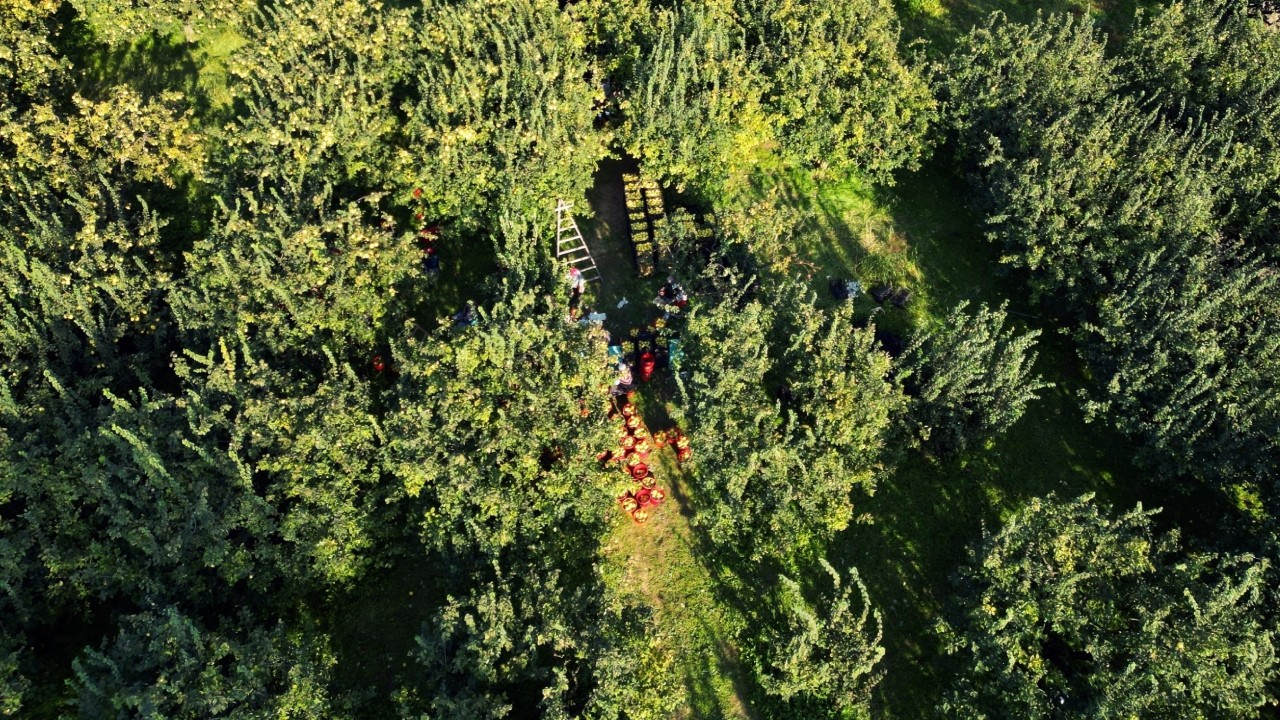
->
[54,18,248,257]
[60,16,245,123]
[730,156,933,339]
[893,0,1153,56]
[327,552,451,715]
[577,158,678,337]
[601,429,759,720]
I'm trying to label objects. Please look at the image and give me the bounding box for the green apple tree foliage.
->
[739,0,935,180]
[755,560,885,719]
[677,278,903,558]
[619,2,765,194]
[401,0,605,231]
[72,607,340,720]
[942,11,1280,488]
[899,301,1050,455]
[941,494,1278,719]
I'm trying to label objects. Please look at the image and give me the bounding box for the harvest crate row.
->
[622,172,664,277]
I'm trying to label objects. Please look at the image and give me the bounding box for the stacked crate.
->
[622,172,664,277]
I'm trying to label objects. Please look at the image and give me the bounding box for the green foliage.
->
[0,187,262,606]
[0,0,67,109]
[382,287,659,719]
[740,0,936,180]
[942,13,1113,169]
[756,560,884,717]
[1120,0,1280,245]
[678,279,903,557]
[714,177,812,277]
[0,86,205,211]
[0,642,26,718]
[71,608,339,719]
[1078,237,1280,485]
[13,380,270,604]
[382,288,615,556]
[220,0,413,205]
[941,494,1278,719]
[402,0,605,232]
[676,285,775,550]
[900,301,1050,454]
[942,10,1280,487]
[775,290,905,529]
[401,554,656,720]
[0,461,30,715]
[568,0,654,78]
[171,191,416,360]
[0,189,170,390]
[622,0,935,193]
[171,341,385,589]
[619,3,765,194]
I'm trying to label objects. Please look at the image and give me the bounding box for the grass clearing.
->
[581,161,762,716]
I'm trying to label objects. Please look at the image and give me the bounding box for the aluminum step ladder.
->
[555,199,601,283]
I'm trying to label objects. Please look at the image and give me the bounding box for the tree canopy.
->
[2,0,1278,718]
[942,494,1276,719]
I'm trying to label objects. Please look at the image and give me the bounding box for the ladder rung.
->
[555,198,604,285]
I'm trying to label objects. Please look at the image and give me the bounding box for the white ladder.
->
[555,199,601,283]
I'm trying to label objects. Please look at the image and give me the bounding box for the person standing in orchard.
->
[568,266,586,320]
[423,246,441,284]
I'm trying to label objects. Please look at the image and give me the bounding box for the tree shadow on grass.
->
[56,12,232,121]
[657,455,802,719]
[678,616,762,720]
[732,160,932,338]
[52,13,248,258]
